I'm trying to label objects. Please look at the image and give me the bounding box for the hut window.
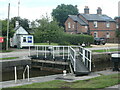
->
[23,37,26,42]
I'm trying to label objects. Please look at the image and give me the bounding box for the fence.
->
[29,45,92,72]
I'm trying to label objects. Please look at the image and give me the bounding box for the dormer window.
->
[68,22,71,28]
[94,21,97,28]
[106,22,110,28]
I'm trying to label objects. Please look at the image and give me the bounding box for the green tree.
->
[52,4,79,27]
[34,17,64,44]
[11,17,30,31]
[0,19,14,37]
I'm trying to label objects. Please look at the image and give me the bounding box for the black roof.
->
[68,15,88,26]
[80,14,115,22]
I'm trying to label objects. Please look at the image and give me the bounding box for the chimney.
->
[84,6,89,14]
[97,7,102,14]
[15,21,19,27]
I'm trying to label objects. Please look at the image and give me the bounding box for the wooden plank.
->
[32,59,69,65]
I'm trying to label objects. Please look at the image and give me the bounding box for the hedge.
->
[58,33,94,45]
[34,32,94,46]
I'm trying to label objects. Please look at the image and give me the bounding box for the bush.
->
[58,33,94,46]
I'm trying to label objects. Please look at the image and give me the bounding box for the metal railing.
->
[29,45,70,60]
[23,65,30,81]
[69,47,76,72]
[14,65,30,83]
[29,45,92,72]
[79,46,92,71]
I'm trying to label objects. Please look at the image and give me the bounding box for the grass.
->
[8,73,120,89]
[0,57,19,60]
[0,50,13,53]
[34,43,59,45]
[92,49,120,52]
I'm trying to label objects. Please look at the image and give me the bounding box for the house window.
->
[23,37,26,42]
[85,26,88,29]
[94,21,97,28]
[28,37,32,43]
[94,32,98,38]
[106,22,110,28]
[72,25,74,29]
[68,22,71,28]
[106,32,110,38]
[116,24,119,29]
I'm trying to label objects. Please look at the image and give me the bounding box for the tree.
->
[11,17,30,31]
[52,4,79,27]
[0,19,14,37]
[34,17,64,44]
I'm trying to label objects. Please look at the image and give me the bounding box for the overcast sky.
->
[0,0,119,21]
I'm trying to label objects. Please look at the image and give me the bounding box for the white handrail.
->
[23,65,30,81]
[29,45,92,72]
[14,66,17,83]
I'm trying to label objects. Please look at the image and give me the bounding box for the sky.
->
[0,0,119,21]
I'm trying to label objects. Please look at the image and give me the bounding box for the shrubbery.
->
[34,31,94,46]
[58,33,94,46]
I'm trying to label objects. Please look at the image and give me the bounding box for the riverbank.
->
[1,69,119,89]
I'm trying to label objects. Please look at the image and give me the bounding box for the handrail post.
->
[14,66,17,83]
[83,49,85,64]
[63,46,64,59]
[74,51,76,71]
[89,51,92,71]
[27,65,29,81]
[45,46,46,59]
[53,46,54,59]
[29,46,30,56]
[68,46,70,60]
[37,46,38,57]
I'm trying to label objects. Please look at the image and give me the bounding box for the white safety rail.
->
[23,65,30,81]
[29,45,92,72]
[69,47,77,72]
[29,45,70,59]
[14,65,30,83]
[79,46,92,71]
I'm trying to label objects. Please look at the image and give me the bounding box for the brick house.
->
[65,6,117,39]
[114,16,120,30]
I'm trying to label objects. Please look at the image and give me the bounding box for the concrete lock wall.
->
[1,58,31,72]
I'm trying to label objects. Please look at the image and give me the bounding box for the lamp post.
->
[6,3,10,50]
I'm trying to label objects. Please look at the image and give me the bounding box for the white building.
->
[10,21,34,48]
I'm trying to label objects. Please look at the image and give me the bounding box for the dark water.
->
[2,68,61,81]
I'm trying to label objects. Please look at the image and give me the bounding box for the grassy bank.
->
[34,43,58,45]
[92,49,119,52]
[0,50,13,53]
[9,73,120,89]
[0,57,19,60]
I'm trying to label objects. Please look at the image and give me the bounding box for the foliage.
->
[1,17,30,38]
[52,4,79,27]
[34,17,64,44]
[59,33,94,45]
[10,17,30,31]
[0,19,15,37]
[34,43,58,45]
[116,29,120,37]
